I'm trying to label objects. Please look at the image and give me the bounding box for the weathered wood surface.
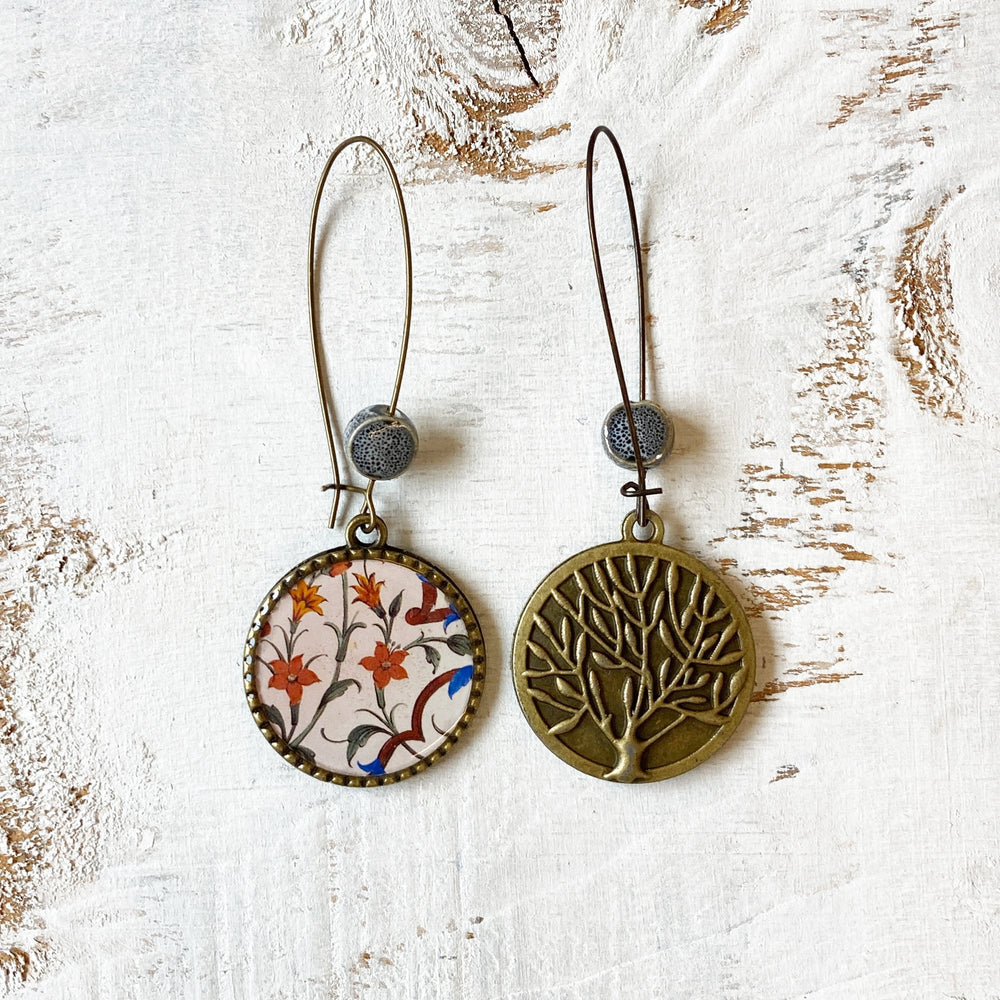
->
[3,1,999,996]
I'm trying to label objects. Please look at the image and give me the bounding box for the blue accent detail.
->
[448,665,474,699]
[443,606,460,630]
[358,758,386,775]
[417,574,431,585]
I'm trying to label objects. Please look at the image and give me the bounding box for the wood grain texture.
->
[3,0,1000,996]
[678,0,752,35]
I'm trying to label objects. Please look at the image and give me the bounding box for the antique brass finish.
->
[308,135,413,531]
[512,513,755,783]
[249,137,486,786]
[345,512,388,550]
[511,127,753,782]
[586,125,662,528]
[245,544,486,787]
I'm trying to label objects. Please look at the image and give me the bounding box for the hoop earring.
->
[511,126,755,784]
[243,137,485,787]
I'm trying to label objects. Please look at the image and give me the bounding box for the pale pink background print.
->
[252,557,474,777]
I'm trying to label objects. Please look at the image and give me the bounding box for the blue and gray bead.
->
[345,404,418,480]
[602,400,674,469]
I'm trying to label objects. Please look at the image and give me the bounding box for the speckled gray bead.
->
[602,400,674,469]
[345,404,418,480]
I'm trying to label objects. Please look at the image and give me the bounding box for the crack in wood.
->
[492,0,540,87]
[280,3,564,179]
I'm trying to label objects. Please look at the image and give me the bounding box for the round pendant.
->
[512,512,755,783]
[244,518,485,786]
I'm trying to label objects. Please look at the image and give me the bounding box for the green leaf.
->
[422,644,442,671]
[319,677,361,708]
[446,634,472,656]
[388,590,403,618]
[261,702,286,739]
[340,620,367,651]
[296,744,316,764]
[346,724,387,765]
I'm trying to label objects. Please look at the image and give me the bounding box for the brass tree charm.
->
[513,523,755,783]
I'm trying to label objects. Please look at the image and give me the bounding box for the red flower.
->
[359,642,409,690]
[329,560,352,578]
[259,622,271,638]
[268,654,321,706]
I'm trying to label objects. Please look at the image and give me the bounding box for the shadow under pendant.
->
[245,533,485,787]
[512,513,755,783]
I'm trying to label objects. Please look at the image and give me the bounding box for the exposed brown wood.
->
[679,0,752,35]
[890,190,966,419]
[281,2,566,179]
[752,663,862,703]
[0,414,128,986]
[824,8,960,133]
[770,764,800,783]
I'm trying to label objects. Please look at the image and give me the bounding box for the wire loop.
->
[308,136,413,531]
[585,126,661,526]
[345,512,389,550]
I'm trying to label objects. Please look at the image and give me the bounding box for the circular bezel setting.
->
[245,544,485,786]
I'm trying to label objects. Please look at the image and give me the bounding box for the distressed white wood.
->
[3,0,1000,996]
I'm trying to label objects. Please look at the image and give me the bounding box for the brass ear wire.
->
[307,136,413,531]
[585,125,662,528]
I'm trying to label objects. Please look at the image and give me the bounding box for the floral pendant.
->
[244,524,485,786]
[512,512,755,783]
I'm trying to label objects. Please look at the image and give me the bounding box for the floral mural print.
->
[245,549,483,784]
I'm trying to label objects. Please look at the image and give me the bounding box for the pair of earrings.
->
[242,128,755,786]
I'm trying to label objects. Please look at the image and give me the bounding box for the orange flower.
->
[359,642,408,689]
[329,560,352,578]
[351,572,384,610]
[268,654,321,706]
[290,580,326,621]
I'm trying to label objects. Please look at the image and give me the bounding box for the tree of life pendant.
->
[244,519,485,786]
[512,512,754,783]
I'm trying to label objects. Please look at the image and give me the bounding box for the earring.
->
[244,137,485,786]
[512,127,755,783]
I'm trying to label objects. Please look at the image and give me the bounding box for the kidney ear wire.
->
[586,125,667,529]
[307,135,414,532]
